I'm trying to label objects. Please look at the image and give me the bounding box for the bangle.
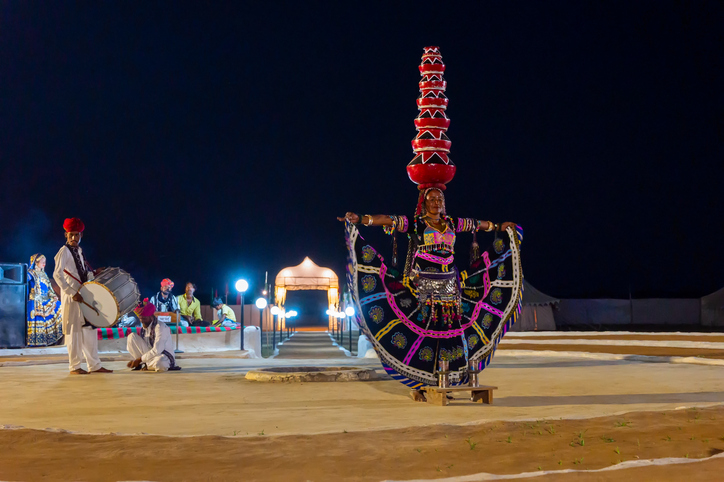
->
[484,221,494,232]
[364,214,373,226]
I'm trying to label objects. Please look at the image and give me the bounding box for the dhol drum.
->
[79,268,140,328]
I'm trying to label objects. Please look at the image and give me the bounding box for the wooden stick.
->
[63,269,100,316]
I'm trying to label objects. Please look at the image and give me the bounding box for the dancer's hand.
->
[94,267,105,276]
[337,212,360,223]
[500,222,517,231]
[72,293,84,303]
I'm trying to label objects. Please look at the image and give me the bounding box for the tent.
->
[510,280,559,331]
[701,287,724,327]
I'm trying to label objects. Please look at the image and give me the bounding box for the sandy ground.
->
[497,343,724,358]
[1,407,723,481]
[1,332,724,481]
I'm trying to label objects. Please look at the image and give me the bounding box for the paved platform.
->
[1,351,723,437]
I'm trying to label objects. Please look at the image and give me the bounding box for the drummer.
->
[126,303,180,372]
[52,218,113,375]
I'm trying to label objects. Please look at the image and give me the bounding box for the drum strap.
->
[65,244,90,283]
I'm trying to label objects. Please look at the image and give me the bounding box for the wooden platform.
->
[420,385,498,406]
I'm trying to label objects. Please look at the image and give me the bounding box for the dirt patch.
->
[2,406,723,481]
[506,334,724,343]
[498,343,724,359]
[245,366,379,382]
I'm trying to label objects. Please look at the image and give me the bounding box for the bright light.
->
[287,310,297,317]
[255,298,267,309]
[262,290,268,295]
[345,306,355,317]
[235,279,249,293]
[336,312,345,319]
[302,257,313,267]
[325,309,332,315]
[270,306,281,315]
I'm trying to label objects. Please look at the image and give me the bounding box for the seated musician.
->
[149,278,186,326]
[177,282,210,327]
[211,297,238,327]
[126,303,180,372]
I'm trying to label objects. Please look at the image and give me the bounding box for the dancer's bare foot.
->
[91,367,113,373]
[70,368,89,375]
[410,389,426,402]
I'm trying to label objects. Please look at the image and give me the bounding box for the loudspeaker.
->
[0,263,28,348]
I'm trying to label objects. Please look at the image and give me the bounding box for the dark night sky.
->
[0,1,722,303]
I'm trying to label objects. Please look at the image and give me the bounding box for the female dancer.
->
[26,254,63,346]
[339,188,523,398]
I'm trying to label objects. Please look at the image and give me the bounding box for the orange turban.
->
[161,279,174,288]
[63,218,85,233]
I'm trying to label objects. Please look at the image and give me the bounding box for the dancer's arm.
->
[337,213,394,226]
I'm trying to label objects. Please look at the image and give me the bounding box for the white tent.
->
[701,287,724,327]
[510,280,559,331]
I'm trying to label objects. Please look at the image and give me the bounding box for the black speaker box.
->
[0,263,28,348]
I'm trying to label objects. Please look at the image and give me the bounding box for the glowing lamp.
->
[255,298,267,309]
[345,306,355,317]
[235,279,249,293]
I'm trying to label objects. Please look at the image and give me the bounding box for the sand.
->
[2,332,724,481]
[1,407,723,481]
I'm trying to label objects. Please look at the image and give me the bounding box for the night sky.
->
[1,1,722,304]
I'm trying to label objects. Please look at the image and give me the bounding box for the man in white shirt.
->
[53,217,113,375]
[126,303,180,372]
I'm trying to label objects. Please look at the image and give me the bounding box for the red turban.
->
[140,303,156,318]
[63,218,85,233]
[161,279,174,289]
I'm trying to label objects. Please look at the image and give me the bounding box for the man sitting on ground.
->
[211,297,238,327]
[126,303,180,372]
[178,282,209,327]
[149,278,186,326]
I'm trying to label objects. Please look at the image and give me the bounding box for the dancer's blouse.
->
[382,215,479,274]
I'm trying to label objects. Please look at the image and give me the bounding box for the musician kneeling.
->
[126,304,181,372]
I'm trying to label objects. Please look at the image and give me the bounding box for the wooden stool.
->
[421,385,498,406]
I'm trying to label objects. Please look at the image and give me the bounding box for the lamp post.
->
[270,305,280,349]
[345,306,355,354]
[255,297,267,352]
[235,279,248,351]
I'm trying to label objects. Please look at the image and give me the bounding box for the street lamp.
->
[345,306,355,353]
[236,279,249,351]
[270,305,281,347]
[256,297,267,351]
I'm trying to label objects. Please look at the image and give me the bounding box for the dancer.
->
[53,218,113,375]
[126,303,180,372]
[26,253,63,346]
[339,47,523,398]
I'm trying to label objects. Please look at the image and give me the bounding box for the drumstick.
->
[63,269,100,316]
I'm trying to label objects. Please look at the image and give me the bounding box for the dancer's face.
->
[36,257,46,270]
[424,190,444,216]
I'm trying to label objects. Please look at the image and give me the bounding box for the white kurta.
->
[126,320,175,372]
[53,245,101,372]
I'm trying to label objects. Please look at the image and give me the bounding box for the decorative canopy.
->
[406,46,456,191]
[274,257,339,291]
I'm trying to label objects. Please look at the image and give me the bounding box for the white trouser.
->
[126,333,170,372]
[67,325,102,372]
